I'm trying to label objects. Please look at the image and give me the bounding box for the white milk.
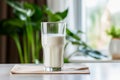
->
[42,34,65,67]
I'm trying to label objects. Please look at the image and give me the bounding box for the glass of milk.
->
[41,22,66,71]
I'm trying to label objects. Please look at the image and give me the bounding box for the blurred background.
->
[1,0,120,63]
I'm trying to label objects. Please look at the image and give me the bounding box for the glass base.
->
[45,67,62,71]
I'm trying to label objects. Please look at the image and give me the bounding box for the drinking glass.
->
[41,22,66,71]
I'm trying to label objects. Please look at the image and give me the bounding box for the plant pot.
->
[109,38,120,60]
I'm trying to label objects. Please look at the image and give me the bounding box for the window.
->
[67,0,120,50]
[85,0,120,50]
[67,0,110,50]
[85,0,109,50]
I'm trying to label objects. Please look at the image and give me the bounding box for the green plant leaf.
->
[46,11,62,21]
[43,6,68,21]
[7,0,35,20]
[0,18,24,35]
[71,41,81,45]
[77,30,83,34]
[31,4,43,22]
[11,33,24,63]
[30,5,43,31]
[106,25,120,38]
[66,28,80,40]
[64,58,69,63]
[88,50,107,59]
[31,22,41,31]
[55,9,68,20]
[78,49,107,59]
[7,1,27,15]
[23,2,35,17]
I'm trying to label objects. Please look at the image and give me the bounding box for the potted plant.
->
[0,0,68,63]
[106,25,120,59]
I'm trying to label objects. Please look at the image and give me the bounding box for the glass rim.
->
[41,22,66,24]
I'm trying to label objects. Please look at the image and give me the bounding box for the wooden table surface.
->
[0,63,120,80]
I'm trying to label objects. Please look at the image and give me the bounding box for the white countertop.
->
[0,63,120,80]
